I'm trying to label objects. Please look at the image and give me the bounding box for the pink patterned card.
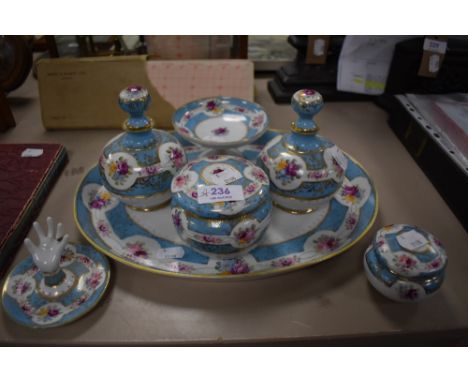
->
[146,59,254,108]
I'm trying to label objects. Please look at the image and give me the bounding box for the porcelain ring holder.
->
[2,216,110,328]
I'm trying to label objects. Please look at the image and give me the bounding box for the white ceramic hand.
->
[24,217,69,274]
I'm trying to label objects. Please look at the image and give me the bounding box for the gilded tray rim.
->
[73,146,379,280]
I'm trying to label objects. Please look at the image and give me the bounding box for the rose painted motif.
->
[85,271,103,289]
[231,259,250,274]
[36,305,62,320]
[397,255,418,269]
[271,256,299,268]
[275,158,301,184]
[126,242,148,258]
[172,210,182,230]
[71,294,89,308]
[78,255,92,265]
[215,259,250,275]
[253,169,268,183]
[205,99,222,113]
[251,114,264,128]
[308,170,327,180]
[108,157,132,185]
[177,263,194,273]
[244,183,257,195]
[12,278,32,296]
[192,234,223,244]
[202,235,220,244]
[341,185,360,203]
[213,127,229,136]
[89,191,111,210]
[20,302,33,315]
[174,175,188,188]
[97,220,110,237]
[313,234,340,252]
[345,214,358,230]
[167,146,185,169]
[234,224,257,245]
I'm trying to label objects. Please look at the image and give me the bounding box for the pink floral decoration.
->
[174,175,187,188]
[168,147,185,168]
[244,183,257,195]
[314,234,340,252]
[398,255,417,269]
[213,127,229,136]
[235,225,257,245]
[126,242,148,258]
[230,259,250,274]
[85,271,103,289]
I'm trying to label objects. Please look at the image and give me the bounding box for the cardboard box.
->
[37,56,254,130]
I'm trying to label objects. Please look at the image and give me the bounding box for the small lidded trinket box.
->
[170,155,272,255]
[364,224,448,303]
[98,85,187,211]
[257,89,347,214]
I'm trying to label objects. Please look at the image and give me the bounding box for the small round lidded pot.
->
[170,155,272,255]
[364,224,448,303]
[98,85,187,211]
[257,89,348,214]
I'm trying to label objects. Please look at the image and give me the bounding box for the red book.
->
[0,143,67,278]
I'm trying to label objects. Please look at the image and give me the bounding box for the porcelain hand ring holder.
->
[24,217,73,299]
[2,217,110,328]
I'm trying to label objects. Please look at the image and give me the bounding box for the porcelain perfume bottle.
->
[98,85,187,211]
[257,89,348,214]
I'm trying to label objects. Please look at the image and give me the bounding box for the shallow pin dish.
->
[2,243,110,328]
[172,97,269,149]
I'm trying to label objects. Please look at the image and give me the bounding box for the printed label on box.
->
[197,184,244,204]
[397,230,429,251]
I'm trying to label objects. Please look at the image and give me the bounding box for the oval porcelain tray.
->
[172,96,269,149]
[74,131,378,279]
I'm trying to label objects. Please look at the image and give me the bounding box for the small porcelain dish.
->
[2,218,110,328]
[172,96,269,149]
[364,224,447,303]
[257,89,347,214]
[170,155,272,255]
[98,85,187,211]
